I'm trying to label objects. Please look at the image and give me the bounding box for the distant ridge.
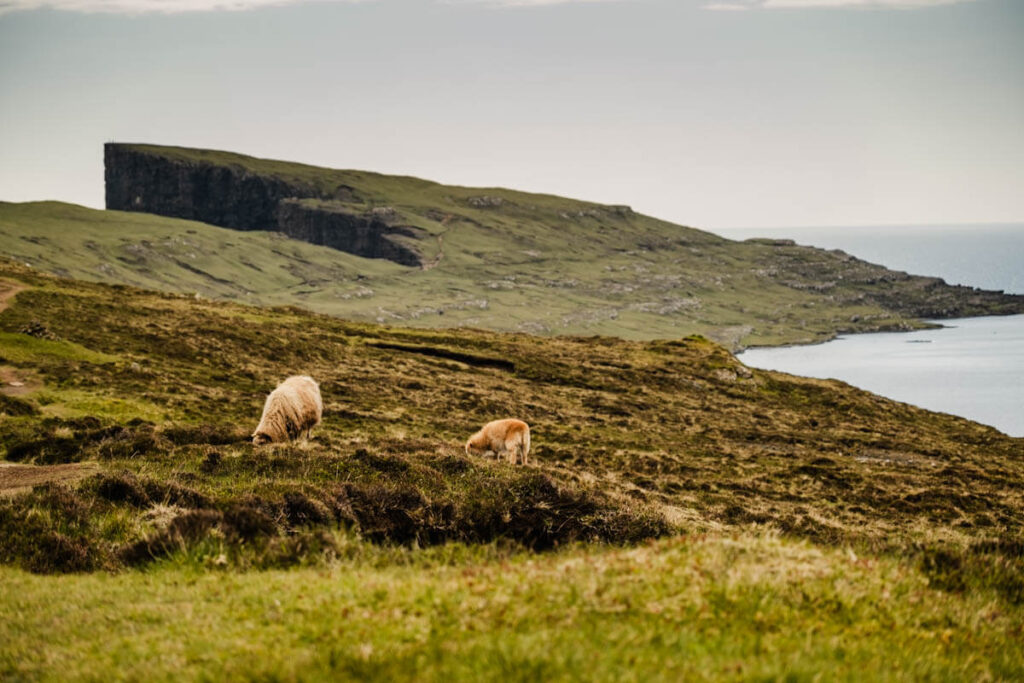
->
[4,143,1022,349]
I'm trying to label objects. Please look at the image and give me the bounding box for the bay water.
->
[713,224,1024,437]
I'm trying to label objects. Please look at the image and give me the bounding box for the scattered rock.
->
[467,196,506,208]
[713,368,738,382]
[19,321,59,341]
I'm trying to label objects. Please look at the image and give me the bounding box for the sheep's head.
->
[468,432,491,458]
[252,432,272,446]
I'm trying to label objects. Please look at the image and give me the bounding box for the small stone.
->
[19,321,59,341]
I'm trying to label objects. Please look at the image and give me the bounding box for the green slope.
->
[10,142,1024,350]
[0,264,1022,678]
[0,200,402,306]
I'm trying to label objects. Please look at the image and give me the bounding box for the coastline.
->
[738,313,1024,437]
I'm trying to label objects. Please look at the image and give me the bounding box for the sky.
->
[0,0,1021,230]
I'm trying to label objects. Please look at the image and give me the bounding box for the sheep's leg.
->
[504,439,520,465]
[507,438,524,464]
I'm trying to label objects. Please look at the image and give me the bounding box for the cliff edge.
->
[105,143,425,266]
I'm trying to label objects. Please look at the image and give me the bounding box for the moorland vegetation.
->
[1,260,1022,678]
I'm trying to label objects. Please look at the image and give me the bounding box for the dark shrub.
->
[0,484,104,573]
[96,424,160,459]
[5,435,81,464]
[0,393,38,417]
[144,480,211,509]
[351,448,412,475]
[222,504,277,540]
[162,424,248,446]
[89,472,150,507]
[122,509,223,565]
[340,483,429,545]
[200,448,223,473]
[283,491,331,527]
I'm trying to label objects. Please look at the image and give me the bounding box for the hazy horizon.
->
[2,0,1022,230]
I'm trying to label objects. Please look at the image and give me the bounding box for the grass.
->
[0,263,1022,679]
[0,201,402,306]
[2,534,1022,680]
[0,331,118,365]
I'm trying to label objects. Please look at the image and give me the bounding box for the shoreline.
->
[738,313,1024,438]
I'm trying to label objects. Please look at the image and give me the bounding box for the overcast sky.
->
[1,0,1021,229]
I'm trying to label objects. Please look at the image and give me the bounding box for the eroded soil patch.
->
[0,462,100,497]
[0,366,42,397]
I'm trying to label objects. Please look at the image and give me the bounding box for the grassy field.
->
[0,200,402,304]
[4,534,1021,681]
[1,262,1022,678]
[9,143,1024,350]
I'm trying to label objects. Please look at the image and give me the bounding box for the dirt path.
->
[422,215,452,271]
[0,280,41,397]
[0,279,26,313]
[0,462,100,497]
[1,281,99,494]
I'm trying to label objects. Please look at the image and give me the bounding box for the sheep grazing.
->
[252,375,323,445]
[465,419,531,465]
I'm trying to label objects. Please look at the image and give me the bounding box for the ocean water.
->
[715,224,1024,437]
[739,315,1024,437]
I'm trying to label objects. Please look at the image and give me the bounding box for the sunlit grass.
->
[0,332,118,365]
[2,533,1021,681]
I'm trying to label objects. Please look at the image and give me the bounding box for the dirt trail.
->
[0,462,100,497]
[0,279,26,313]
[0,281,41,397]
[422,215,452,271]
[0,280,98,492]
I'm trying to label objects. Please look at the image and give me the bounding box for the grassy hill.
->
[5,144,1023,350]
[1,263,1022,678]
[0,200,403,307]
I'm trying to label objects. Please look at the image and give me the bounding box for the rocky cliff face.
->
[274,200,424,267]
[104,144,424,266]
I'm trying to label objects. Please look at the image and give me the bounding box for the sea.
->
[712,223,1024,438]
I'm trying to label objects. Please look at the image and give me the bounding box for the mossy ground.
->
[1,263,1022,679]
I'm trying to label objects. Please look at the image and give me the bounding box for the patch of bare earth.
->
[0,281,42,397]
[0,279,26,313]
[0,462,100,497]
[0,366,42,397]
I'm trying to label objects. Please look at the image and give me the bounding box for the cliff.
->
[105,143,426,266]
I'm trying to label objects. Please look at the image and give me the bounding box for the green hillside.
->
[0,200,402,306]
[1,263,1022,678]
[5,145,1022,350]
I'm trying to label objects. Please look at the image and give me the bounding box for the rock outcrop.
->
[274,200,424,267]
[104,144,424,266]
